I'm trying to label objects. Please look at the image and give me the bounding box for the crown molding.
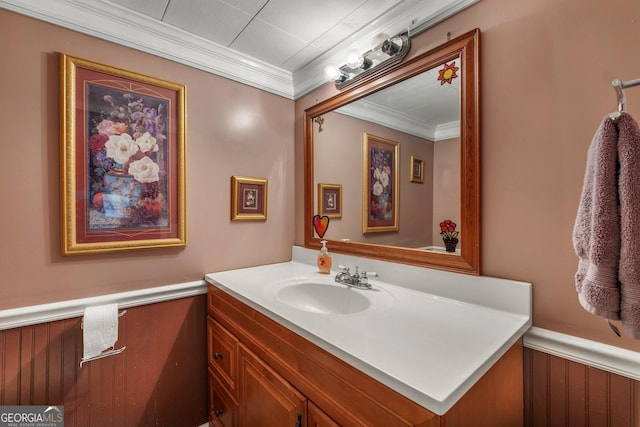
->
[0,0,294,98]
[336,101,459,141]
[1,0,479,99]
[434,121,461,140]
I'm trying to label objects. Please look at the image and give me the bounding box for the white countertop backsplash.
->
[205,246,531,415]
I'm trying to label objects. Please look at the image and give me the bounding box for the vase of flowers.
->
[440,219,459,253]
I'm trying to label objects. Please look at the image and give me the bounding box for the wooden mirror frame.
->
[304,29,480,275]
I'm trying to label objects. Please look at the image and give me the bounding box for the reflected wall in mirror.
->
[304,29,480,275]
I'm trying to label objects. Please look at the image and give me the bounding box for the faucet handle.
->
[338,265,350,272]
[359,270,378,287]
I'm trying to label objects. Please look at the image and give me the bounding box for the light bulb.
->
[346,52,363,69]
[324,65,339,80]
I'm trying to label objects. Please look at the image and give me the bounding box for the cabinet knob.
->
[214,409,223,417]
[214,352,223,360]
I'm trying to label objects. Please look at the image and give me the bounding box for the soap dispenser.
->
[317,240,332,274]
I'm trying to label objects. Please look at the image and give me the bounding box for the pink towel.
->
[573,112,640,339]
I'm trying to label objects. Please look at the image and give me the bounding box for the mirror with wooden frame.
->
[304,29,480,275]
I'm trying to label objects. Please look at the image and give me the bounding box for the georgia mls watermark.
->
[0,406,63,427]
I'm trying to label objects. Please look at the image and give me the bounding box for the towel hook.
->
[612,77,640,116]
[613,79,626,113]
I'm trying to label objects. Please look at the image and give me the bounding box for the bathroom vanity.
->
[204,247,531,426]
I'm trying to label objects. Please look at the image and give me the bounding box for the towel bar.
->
[79,308,127,367]
[80,345,126,367]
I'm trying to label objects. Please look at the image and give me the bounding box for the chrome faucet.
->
[334,265,378,289]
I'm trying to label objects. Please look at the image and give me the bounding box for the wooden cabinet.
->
[207,317,239,426]
[208,317,238,396]
[208,316,307,427]
[238,344,306,427]
[207,284,523,427]
[208,369,238,427]
[307,402,339,427]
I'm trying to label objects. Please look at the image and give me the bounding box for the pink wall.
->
[0,10,295,310]
[432,138,461,247]
[295,0,640,352]
[3,0,640,353]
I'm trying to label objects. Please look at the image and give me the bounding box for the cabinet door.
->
[308,402,340,427]
[238,344,306,427]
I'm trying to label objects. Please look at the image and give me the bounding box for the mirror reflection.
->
[313,55,462,254]
[304,29,480,275]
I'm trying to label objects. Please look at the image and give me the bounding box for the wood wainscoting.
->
[524,347,640,427]
[3,291,640,427]
[0,295,208,427]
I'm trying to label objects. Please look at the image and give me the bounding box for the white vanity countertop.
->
[205,246,531,415]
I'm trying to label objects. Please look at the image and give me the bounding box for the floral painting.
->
[61,54,186,255]
[362,133,399,233]
[87,84,169,229]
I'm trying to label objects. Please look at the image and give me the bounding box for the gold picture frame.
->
[60,54,187,255]
[362,133,399,233]
[410,156,424,183]
[231,176,268,221]
[318,183,342,219]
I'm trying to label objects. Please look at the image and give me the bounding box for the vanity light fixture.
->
[329,32,411,90]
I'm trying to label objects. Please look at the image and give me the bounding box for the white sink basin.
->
[266,276,394,315]
[276,282,370,314]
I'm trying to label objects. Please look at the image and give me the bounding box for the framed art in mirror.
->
[60,54,186,255]
[304,29,480,275]
[363,133,399,233]
[410,156,425,183]
[318,184,342,219]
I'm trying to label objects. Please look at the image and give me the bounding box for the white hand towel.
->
[83,304,119,360]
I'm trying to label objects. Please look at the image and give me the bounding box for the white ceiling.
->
[0,0,479,98]
[108,0,404,73]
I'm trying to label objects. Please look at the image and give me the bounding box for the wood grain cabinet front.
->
[238,343,306,427]
[307,402,340,427]
[209,368,238,427]
[207,317,238,396]
[207,284,523,427]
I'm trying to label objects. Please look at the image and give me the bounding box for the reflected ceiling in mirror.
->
[335,62,460,142]
[304,29,480,275]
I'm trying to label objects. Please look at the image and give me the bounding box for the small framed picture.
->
[318,184,342,218]
[231,176,267,221]
[410,156,424,183]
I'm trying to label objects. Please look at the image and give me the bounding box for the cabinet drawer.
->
[209,368,238,427]
[207,316,238,394]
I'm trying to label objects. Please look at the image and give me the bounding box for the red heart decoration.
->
[313,215,330,238]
